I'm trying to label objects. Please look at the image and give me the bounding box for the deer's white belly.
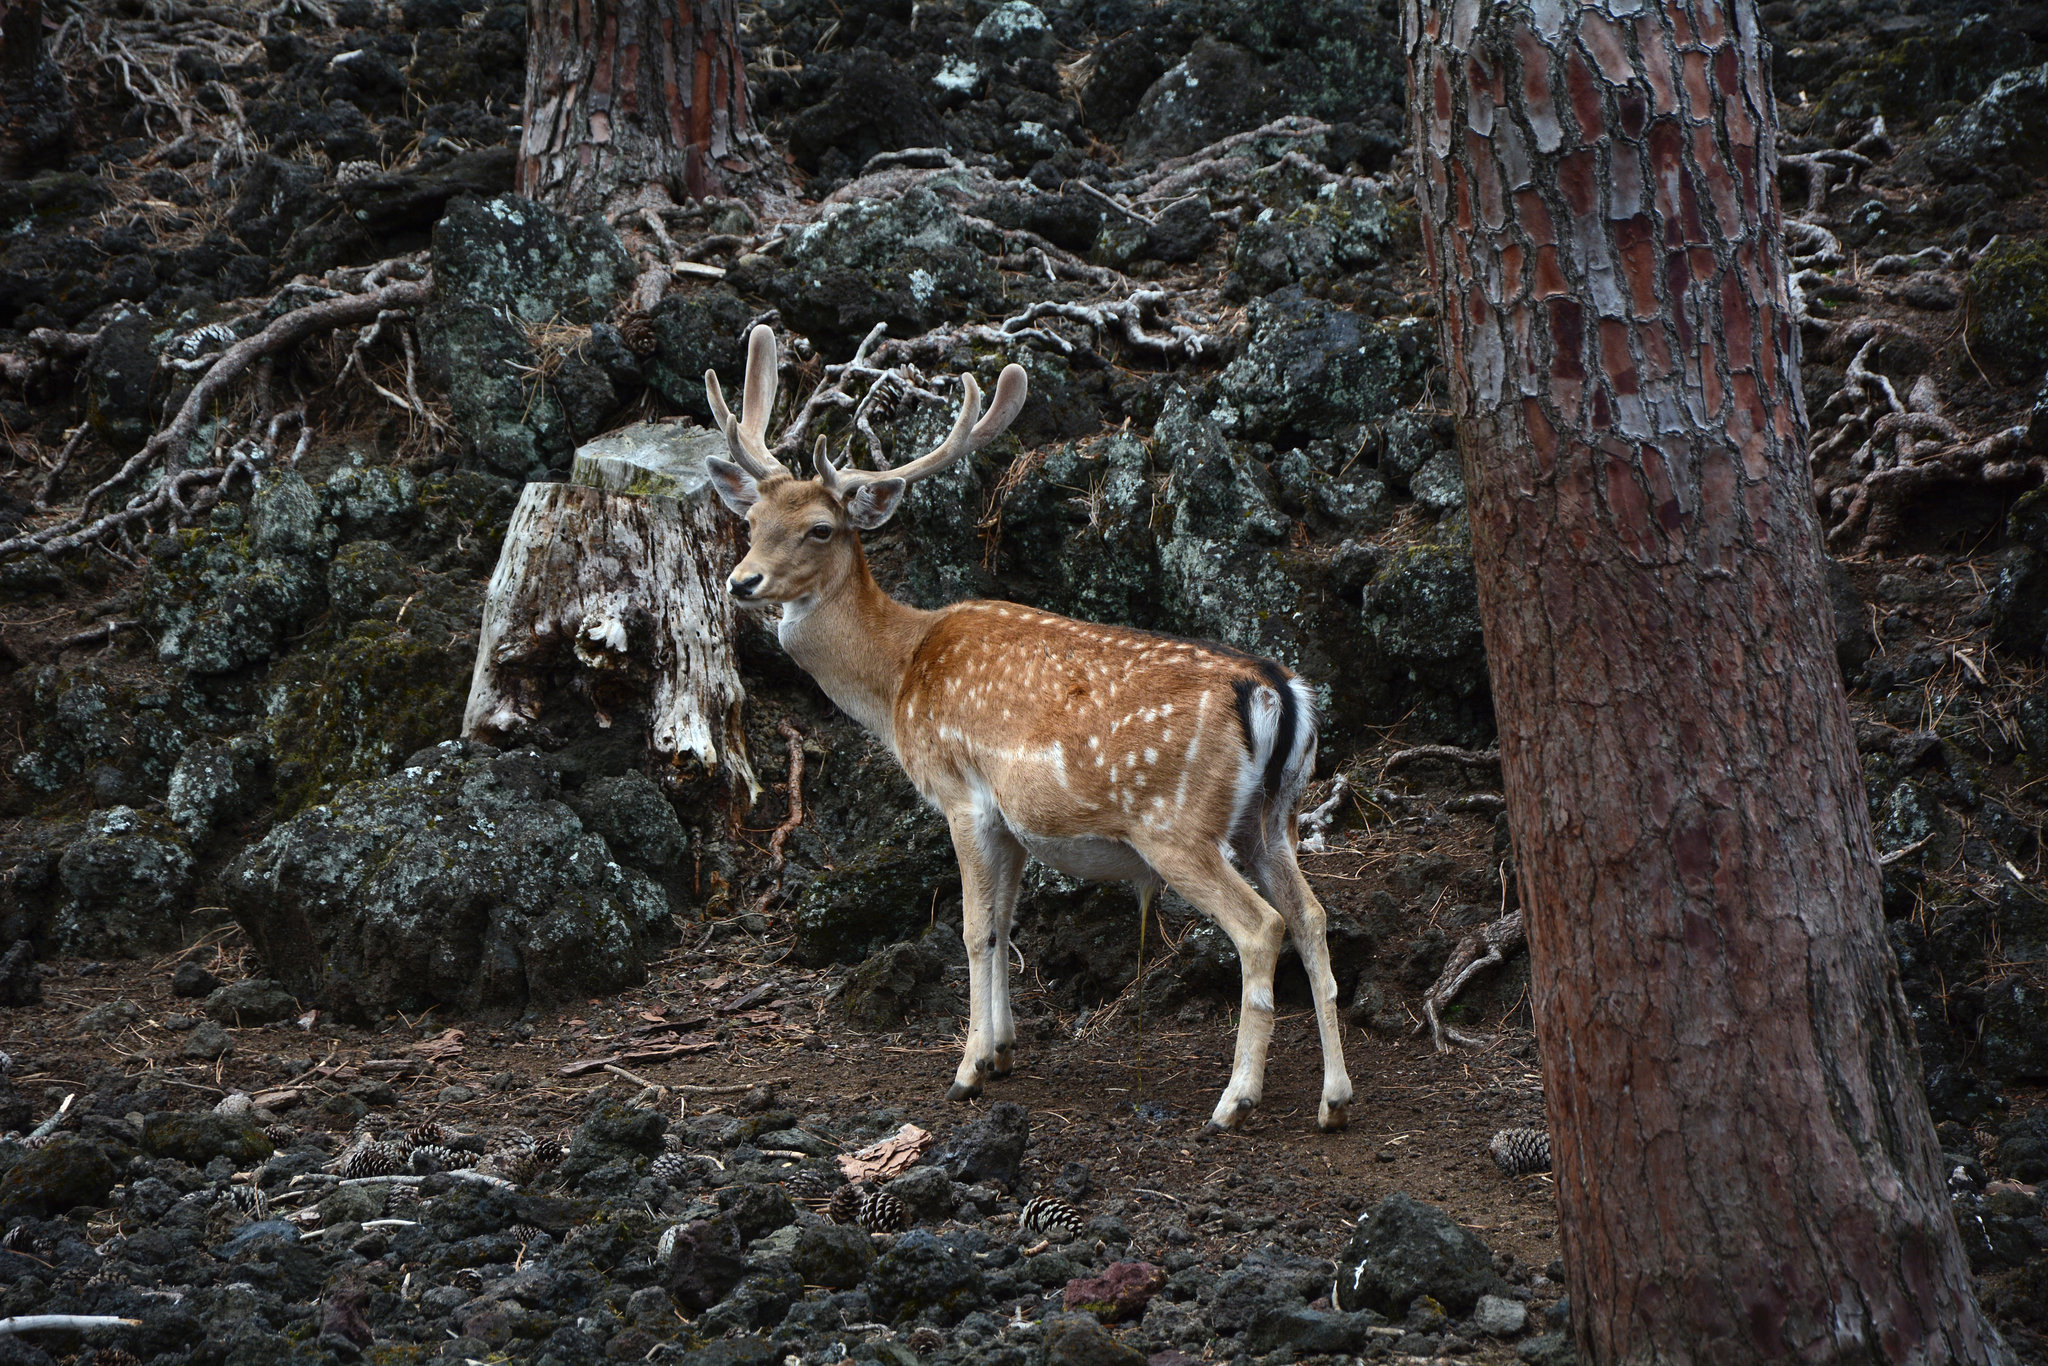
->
[1012,830,1155,884]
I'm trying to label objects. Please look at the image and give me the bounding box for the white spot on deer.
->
[1144,747,1158,764]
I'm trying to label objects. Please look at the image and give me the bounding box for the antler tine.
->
[703,324,791,480]
[813,434,843,495]
[847,363,1030,488]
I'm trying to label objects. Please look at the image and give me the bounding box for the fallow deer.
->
[703,326,1353,1132]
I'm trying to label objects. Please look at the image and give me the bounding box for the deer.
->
[702,325,1353,1133]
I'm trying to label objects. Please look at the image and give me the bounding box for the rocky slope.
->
[1,0,2047,1362]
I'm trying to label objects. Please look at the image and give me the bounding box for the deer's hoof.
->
[1318,1100,1349,1132]
[945,1081,982,1102]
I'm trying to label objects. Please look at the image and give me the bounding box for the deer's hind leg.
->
[945,808,1025,1101]
[1249,827,1353,1132]
[1136,839,1288,1132]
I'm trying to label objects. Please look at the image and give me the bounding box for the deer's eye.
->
[808,523,834,541]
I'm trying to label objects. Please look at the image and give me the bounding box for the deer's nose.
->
[728,572,764,600]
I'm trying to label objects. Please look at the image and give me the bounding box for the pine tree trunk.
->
[518,0,761,215]
[464,423,759,804]
[1404,2,2010,1361]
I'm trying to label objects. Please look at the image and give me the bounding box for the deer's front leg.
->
[944,809,1025,1101]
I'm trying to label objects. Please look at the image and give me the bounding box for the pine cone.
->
[335,159,381,185]
[1020,1196,1085,1241]
[340,1141,408,1179]
[656,1223,684,1262]
[410,1121,460,1148]
[224,1184,268,1216]
[506,1223,547,1243]
[409,1144,462,1174]
[1489,1127,1551,1176]
[650,1152,693,1185]
[616,312,658,356]
[785,1169,836,1204]
[662,1131,687,1153]
[214,1093,255,1120]
[487,1147,545,1187]
[263,1122,297,1147]
[384,1184,422,1214]
[858,1188,907,1233]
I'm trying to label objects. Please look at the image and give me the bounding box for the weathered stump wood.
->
[463,422,759,802]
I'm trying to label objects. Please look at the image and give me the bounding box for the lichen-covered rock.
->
[793,1222,874,1290]
[53,806,197,956]
[1217,287,1400,446]
[321,463,420,541]
[1968,237,2048,382]
[1126,38,1281,163]
[781,54,947,181]
[142,490,323,677]
[165,736,264,838]
[327,540,412,625]
[1333,1191,1506,1316]
[751,187,1002,346]
[421,194,633,479]
[1983,975,2048,1081]
[1232,178,1391,294]
[222,740,669,1017]
[0,1137,118,1217]
[1929,63,2048,180]
[10,672,187,797]
[1359,534,1493,746]
[558,1101,667,1189]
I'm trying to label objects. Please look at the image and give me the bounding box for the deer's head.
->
[703,326,1028,608]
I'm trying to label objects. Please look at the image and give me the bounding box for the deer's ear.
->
[841,477,907,530]
[705,455,759,514]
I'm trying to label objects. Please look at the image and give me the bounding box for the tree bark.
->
[464,422,760,804]
[1404,3,2010,1362]
[518,0,765,215]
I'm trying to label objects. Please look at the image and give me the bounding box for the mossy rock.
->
[1969,237,2048,382]
[1815,20,2036,123]
[265,619,472,814]
[142,1111,275,1166]
[1359,534,1493,746]
[0,1137,118,1217]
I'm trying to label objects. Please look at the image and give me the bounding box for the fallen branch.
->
[767,721,806,868]
[0,273,431,562]
[1879,833,1936,866]
[55,619,140,653]
[1000,291,1223,362]
[0,1317,141,1336]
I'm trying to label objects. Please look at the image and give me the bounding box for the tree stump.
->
[463,421,760,803]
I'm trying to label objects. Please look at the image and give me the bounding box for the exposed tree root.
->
[1415,910,1526,1053]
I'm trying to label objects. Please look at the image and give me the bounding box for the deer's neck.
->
[777,544,932,748]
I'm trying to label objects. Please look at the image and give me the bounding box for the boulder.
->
[1333,1191,1507,1317]
[1218,288,1400,447]
[1244,1305,1381,1355]
[1360,536,1493,746]
[1929,63,2048,180]
[1995,1108,2048,1183]
[563,773,687,878]
[832,940,953,1027]
[1062,1261,1168,1323]
[52,807,197,956]
[0,939,40,1007]
[1471,1293,1528,1336]
[327,539,411,625]
[782,55,946,179]
[793,1223,875,1289]
[222,741,667,1018]
[0,1137,118,1217]
[933,1101,1030,1189]
[865,1229,990,1325]
[141,486,323,677]
[1126,38,1282,163]
[749,187,1002,346]
[420,194,633,479]
[1968,237,2048,382]
[1042,1311,1147,1366]
[881,1163,958,1223]
[165,738,256,837]
[171,958,222,998]
[203,977,300,1025]
[664,1215,748,1313]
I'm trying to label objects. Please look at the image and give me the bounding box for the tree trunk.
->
[1404,3,2009,1362]
[0,0,71,180]
[519,0,764,215]
[464,422,760,804]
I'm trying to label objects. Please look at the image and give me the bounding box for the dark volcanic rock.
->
[793,1223,875,1289]
[1333,1191,1506,1316]
[783,53,946,176]
[865,1229,990,1325]
[1043,1310,1147,1366]
[222,740,667,1018]
[0,939,39,1007]
[169,959,219,1000]
[832,940,952,1027]
[52,807,197,957]
[142,1110,274,1166]
[665,1215,747,1313]
[420,194,633,479]
[202,977,299,1025]
[0,1137,118,1217]
[933,1100,1030,1189]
